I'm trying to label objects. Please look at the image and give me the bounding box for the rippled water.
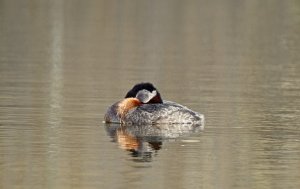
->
[1,0,300,189]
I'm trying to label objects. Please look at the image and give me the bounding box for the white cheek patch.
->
[136,89,157,103]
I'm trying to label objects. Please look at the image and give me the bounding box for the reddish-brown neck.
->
[148,95,163,103]
[117,98,141,119]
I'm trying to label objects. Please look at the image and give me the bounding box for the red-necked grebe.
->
[104,82,204,125]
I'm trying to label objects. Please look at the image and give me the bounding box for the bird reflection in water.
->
[105,123,204,162]
[116,127,162,162]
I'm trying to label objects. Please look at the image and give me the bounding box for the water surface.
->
[1,0,300,189]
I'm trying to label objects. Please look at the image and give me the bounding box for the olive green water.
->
[1,1,300,189]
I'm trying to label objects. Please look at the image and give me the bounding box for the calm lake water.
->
[1,0,300,189]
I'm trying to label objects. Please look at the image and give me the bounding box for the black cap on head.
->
[125,82,163,103]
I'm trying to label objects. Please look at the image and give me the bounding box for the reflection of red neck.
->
[117,98,141,118]
[117,128,139,151]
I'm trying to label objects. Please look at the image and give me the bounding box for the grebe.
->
[104,82,204,125]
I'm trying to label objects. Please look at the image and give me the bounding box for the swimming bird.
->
[104,82,204,125]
